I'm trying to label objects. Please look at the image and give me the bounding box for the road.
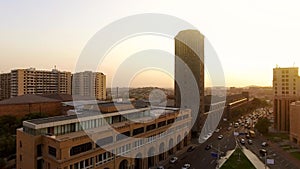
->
[164,126,236,169]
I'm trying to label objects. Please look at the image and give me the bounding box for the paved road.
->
[235,118,300,169]
[163,126,236,169]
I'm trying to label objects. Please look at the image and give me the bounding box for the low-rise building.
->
[17,105,192,169]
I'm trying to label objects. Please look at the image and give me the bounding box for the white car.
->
[182,163,191,169]
[157,166,164,169]
[169,157,178,164]
[218,135,224,140]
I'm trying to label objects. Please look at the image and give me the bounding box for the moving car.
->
[248,139,253,145]
[182,163,191,169]
[261,142,268,147]
[157,166,164,169]
[205,144,212,150]
[240,138,245,145]
[187,146,196,152]
[170,157,178,164]
[259,149,267,156]
[218,135,224,140]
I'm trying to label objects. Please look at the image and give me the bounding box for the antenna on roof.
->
[54,65,57,70]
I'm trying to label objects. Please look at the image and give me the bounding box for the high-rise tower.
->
[175,30,205,132]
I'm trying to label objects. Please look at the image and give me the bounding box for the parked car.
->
[170,157,178,164]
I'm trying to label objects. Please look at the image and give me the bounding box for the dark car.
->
[259,149,267,156]
[205,144,212,150]
[187,146,196,152]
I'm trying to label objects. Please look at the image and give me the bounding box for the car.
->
[227,127,232,131]
[187,146,196,152]
[182,163,191,169]
[205,144,212,150]
[215,128,220,133]
[246,134,250,139]
[261,142,268,147]
[218,135,224,140]
[240,139,245,145]
[259,149,267,156]
[169,157,178,164]
[157,166,165,169]
[248,139,253,145]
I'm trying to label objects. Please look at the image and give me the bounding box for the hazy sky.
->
[1,0,300,88]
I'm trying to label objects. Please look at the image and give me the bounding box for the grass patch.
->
[266,133,289,140]
[290,152,300,161]
[221,148,256,169]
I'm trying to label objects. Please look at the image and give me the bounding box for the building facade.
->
[290,101,300,145]
[10,68,72,97]
[0,73,11,100]
[17,106,192,169]
[72,71,106,100]
[273,67,300,131]
[174,30,205,132]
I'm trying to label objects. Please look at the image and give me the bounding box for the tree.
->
[255,117,271,134]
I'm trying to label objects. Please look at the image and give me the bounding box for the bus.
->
[249,130,255,138]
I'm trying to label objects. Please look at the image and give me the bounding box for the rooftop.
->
[0,94,60,105]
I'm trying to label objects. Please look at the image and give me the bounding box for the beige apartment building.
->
[273,67,300,131]
[290,101,300,145]
[72,71,106,100]
[10,68,72,97]
[17,105,191,169]
[0,72,11,100]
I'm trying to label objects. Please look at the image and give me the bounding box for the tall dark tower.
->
[175,30,205,132]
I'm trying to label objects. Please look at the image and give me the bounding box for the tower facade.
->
[174,30,205,132]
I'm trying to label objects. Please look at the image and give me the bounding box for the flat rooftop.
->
[24,106,181,129]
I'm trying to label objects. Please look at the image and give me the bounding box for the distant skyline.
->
[1,1,300,88]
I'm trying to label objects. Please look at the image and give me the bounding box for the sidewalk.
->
[242,148,269,169]
[217,149,235,168]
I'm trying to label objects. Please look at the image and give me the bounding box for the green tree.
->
[255,117,271,134]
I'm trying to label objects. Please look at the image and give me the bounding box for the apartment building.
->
[17,105,191,169]
[10,68,72,97]
[72,71,106,100]
[0,72,11,100]
[273,67,300,131]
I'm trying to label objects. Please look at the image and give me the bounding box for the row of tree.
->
[0,112,48,168]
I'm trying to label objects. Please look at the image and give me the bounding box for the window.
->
[96,137,113,147]
[146,124,156,131]
[37,144,42,156]
[48,146,56,157]
[19,141,22,148]
[20,155,22,161]
[167,119,175,124]
[70,142,92,156]
[116,131,130,141]
[133,127,144,136]
[158,121,166,128]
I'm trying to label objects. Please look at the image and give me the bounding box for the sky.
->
[1,0,300,88]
